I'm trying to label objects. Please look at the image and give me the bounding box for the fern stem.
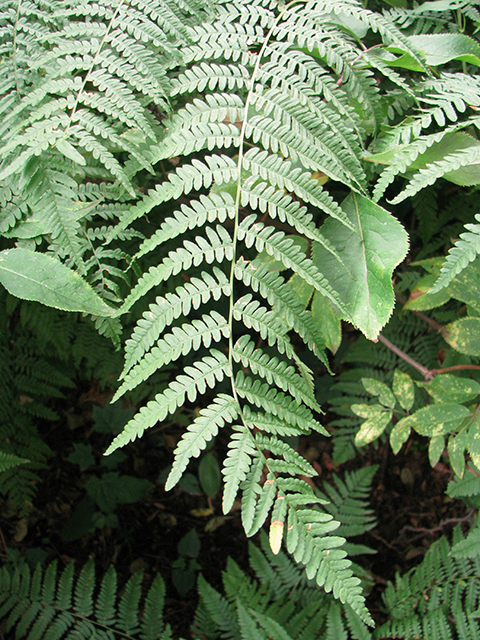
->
[227,0,302,407]
[64,0,126,137]
[12,0,22,97]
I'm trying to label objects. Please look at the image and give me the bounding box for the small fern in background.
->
[376,527,480,640]
[0,557,177,640]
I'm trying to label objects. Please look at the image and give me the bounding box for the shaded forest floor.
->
[0,381,472,639]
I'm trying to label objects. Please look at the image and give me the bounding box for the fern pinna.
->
[93,0,424,624]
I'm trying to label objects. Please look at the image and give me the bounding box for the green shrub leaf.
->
[0,249,115,316]
[313,193,409,341]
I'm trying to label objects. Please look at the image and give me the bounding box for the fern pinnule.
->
[430,214,480,293]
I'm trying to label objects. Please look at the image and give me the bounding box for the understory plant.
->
[2,0,480,636]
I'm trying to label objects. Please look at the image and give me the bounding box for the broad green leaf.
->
[0,248,115,316]
[467,415,480,470]
[385,34,480,71]
[390,416,412,454]
[429,435,445,467]
[311,291,342,354]
[409,34,480,68]
[444,317,480,356]
[448,429,469,478]
[418,374,480,404]
[404,273,451,311]
[312,194,409,341]
[408,403,471,437]
[351,404,392,446]
[361,378,396,409]
[392,370,415,412]
[447,258,480,314]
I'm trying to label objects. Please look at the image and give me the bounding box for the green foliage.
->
[3,0,480,632]
[376,527,480,640]
[193,499,376,640]
[0,558,177,640]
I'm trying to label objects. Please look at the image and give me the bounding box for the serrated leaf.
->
[392,369,415,411]
[0,249,115,316]
[444,317,480,356]
[312,193,409,341]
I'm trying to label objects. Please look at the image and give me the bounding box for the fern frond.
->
[119,225,234,313]
[235,372,321,435]
[377,531,480,640]
[0,558,173,640]
[0,450,28,473]
[222,423,257,514]
[391,144,480,205]
[110,154,238,240]
[238,216,348,315]
[232,335,319,411]
[235,261,327,362]
[242,148,354,230]
[135,191,236,261]
[316,466,378,539]
[429,213,480,293]
[115,311,230,400]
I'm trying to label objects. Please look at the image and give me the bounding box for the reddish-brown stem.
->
[378,334,480,381]
[377,334,431,378]
[395,293,444,333]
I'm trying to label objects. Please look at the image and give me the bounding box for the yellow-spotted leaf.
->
[419,374,480,405]
[362,378,396,409]
[390,416,413,454]
[392,370,415,412]
[352,404,393,446]
[408,404,471,438]
[444,317,480,357]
